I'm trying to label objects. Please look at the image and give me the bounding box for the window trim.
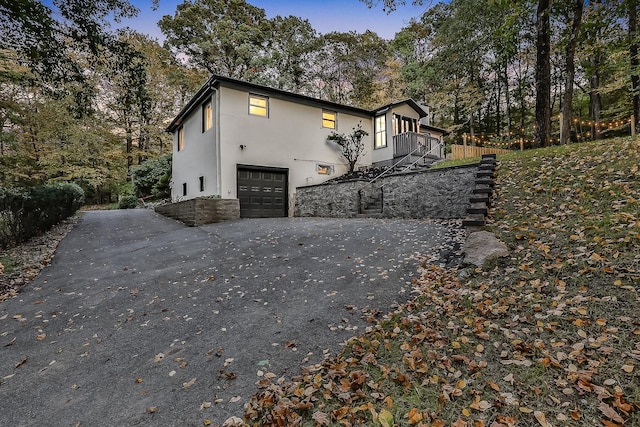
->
[322,110,337,129]
[177,126,185,151]
[248,94,268,117]
[375,115,387,149]
[202,101,212,133]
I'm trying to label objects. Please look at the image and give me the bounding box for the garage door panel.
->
[237,167,287,218]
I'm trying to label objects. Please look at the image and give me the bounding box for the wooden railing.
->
[393,132,444,158]
[450,144,513,160]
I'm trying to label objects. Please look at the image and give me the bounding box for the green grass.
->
[0,255,16,274]
[431,156,482,169]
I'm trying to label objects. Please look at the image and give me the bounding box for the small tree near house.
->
[326,121,369,173]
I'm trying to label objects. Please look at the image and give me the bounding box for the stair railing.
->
[400,142,445,172]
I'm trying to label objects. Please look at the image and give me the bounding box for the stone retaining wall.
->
[155,198,240,226]
[294,164,478,219]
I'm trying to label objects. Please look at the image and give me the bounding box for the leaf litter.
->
[240,138,640,426]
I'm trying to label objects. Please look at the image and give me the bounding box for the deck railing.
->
[393,132,444,159]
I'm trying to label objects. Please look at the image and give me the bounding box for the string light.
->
[460,116,632,149]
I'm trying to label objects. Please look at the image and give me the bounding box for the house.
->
[166,75,447,218]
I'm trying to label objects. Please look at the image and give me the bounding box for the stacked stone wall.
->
[155,198,240,226]
[294,164,478,219]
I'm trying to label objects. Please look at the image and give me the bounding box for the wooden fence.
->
[449,144,514,160]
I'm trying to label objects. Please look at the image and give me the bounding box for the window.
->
[394,114,418,134]
[322,110,336,129]
[249,94,268,117]
[178,126,185,151]
[375,115,387,148]
[182,182,187,196]
[199,176,205,192]
[316,164,334,175]
[202,102,212,132]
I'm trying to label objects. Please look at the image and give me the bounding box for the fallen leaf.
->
[146,406,158,413]
[14,356,28,368]
[203,420,211,426]
[621,364,634,373]
[406,407,423,424]
[534,411,551,427]
[153,353,165,363]
[229,396,241,403]
[379,409,394,427]
[599,402,624,424]
[182,377,196,389]
[470,400,491,412]
[312,411,330,426]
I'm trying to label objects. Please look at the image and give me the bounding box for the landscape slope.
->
[242,137,640,427]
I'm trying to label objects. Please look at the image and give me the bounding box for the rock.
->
[462,230,509,267]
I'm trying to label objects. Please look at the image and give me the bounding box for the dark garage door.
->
[237,167,287,218]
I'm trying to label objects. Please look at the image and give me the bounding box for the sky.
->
[117,0,432,41]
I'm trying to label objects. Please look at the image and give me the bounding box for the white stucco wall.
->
[171,93,218,200]
[216,87,373,201]
[372,104,425,165]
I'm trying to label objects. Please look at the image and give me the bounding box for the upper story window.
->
[249,94,268,117]
[375,115,387,148]
[202,101,212,132]
[178,126,185,151]
[322,110,336,129]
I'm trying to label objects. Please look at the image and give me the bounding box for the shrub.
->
[131,155,172,199]
[118,195,139,209]
[0,182,84,249]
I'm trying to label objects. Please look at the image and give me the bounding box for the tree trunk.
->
[561,0,584,145]
[630,0,640,133]
[535,0,552,148]
[588,53,602,139]
[504,61,512,137]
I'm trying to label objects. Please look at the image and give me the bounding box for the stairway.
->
[462,154,497,227]
[356,186,383,218]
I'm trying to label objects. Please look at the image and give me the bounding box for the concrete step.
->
[476,171,494,178]
[469,195,489,204]
[473,187,494,195]
[355,213,383,218]
[475,179,495,187]
[462,215,485,227]
[467,206,488,215]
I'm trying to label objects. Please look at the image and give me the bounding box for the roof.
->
[166,75,431,133]
[371,99,428,118]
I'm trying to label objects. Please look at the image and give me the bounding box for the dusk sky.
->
[118,0,432,41]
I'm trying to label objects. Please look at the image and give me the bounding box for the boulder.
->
[463,230,509,267]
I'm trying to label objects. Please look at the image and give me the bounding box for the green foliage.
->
[0,183,84,248]
[159,0,269,78]
[131,154,171,199]
[327,122,369,173]
[117,195,139,209]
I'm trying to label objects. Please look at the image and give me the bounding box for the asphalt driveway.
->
[0,210,465,426]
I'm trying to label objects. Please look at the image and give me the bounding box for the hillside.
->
[243,137,640,427]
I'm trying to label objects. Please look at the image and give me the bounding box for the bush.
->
[131,155,172,199]
[0,182,84,249]
[118,195,139,209]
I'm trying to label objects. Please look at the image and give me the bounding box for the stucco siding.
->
[217,86,373,201]
[171,94,218,200]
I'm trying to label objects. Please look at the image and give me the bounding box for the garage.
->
[237,166,288,218]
